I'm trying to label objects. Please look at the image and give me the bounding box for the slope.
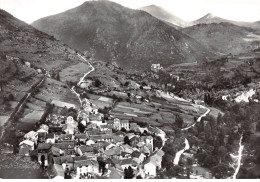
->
[182,22,260,55]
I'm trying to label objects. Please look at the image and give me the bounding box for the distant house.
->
[113,136,124,145]
[86,139,95,146]
[131,151,146,164]
[66,116,75,124]
[130,123,139,130]
[130,136,139,146]
[46,133,56,144]
[89,113,104,125]
[104,147,122,160]
[121,120,129,130]
[74,157,99,177]
[19,140,35,156]
[141,136,153,151]
[51,145,64,157]
[37,143,52,166]
[75,134,89,144]
[62,122,77,135]
[75,145,94,156]
[151,64,163,72]
[77,110,90,125]
[60,141,76,156]
[149,150,164,169]
[24,131,38,144]
[143,158,157,177]
[120,144,133,154]
[120,158,133,169]
[60,134,74,141]
[37,128,48,143]
[53,155,74,171]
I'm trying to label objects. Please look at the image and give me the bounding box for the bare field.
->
[59,62,93,83]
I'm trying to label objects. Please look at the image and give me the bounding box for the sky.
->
[0,0,260,24]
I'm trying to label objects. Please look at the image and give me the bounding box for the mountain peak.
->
[204,13,215,19]
[139,5,187,27]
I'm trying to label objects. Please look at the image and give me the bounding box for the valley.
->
[1,0,260,180]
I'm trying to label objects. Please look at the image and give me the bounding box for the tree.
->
[98,159,106,175]
[203,154,218,168]
[162,154,173,170]
[124,136,131,145]
[124,166,134,179]
[94,79,102,87]
[60,106,68,116]
[166,165,183,178]
[153,135,163,150]
[121,127,127,133]
[175,114,184,129]
[78,122,86,133]
[212,164,233,179]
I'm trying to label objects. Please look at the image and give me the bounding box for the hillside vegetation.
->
[32,1,213,71]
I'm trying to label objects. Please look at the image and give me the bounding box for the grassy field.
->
[21,110,44,122]
[59,62,93,83]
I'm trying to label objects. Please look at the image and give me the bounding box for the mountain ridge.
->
[32,1,214,71]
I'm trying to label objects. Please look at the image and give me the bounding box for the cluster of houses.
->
[151,64,164,72]
[18,97,166,179]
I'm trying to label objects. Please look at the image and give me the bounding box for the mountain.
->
[0,9,81,73]
[139,5,187,28]
[190,13,260,30]
[191,13,235,25]
[32,1,213,71]
[0,8,85,109]
[182,22,260,55]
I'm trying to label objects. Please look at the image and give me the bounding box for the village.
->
[18,94,167,179]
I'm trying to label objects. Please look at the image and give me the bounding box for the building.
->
[24,131,38,144]
[19,140,35,156]
[151,64,163,72]
[37,143,52,166]
[121,120,129,130]
[131,151,146,164]
[46,133,56,144]
[53,155,74,171]
[75,145,94,156]
[143,159,156,177]
[37,128,48,143]
[141,136,153,151]
[74,157,99,177]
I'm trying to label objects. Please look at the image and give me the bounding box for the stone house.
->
[24,131,38,144]
[74,157,99,177]
[143,157,157,177]
[75,145,94,156]
[19,140,35,156]
[46,133,56,144]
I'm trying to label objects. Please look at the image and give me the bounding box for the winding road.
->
[71,53,95,106]
[230,134,244,179]
[155,90,211,165]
